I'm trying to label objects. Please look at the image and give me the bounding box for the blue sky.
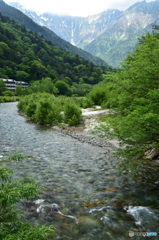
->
[4,0,154,16]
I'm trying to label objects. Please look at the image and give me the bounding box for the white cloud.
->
[4,0,155,16]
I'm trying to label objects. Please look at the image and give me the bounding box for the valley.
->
[0,0,159,239]
[9,0,159,67]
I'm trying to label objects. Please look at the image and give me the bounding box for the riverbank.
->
[54,107,119,148]
[57,107,159,167]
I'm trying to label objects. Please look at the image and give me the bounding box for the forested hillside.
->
[0,0,109,67]
[0,13,111,96]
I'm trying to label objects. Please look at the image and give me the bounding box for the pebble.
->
[55,127,114,149]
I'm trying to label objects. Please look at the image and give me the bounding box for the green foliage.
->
[25,98,37,121]
[55,80,72,96]
[2,90,14,96]
[18,93,82,126]
[101,31,159,173]
[17,96,29,112]
[15,85,23,96]
[64,99,82,126]
[28,78,59,95]
[15,70,29,82]
[82,97,94,108]
[0,13,109,96]
[18,93,62,125]
[0,152,55,239]
[35,98,62,125]
[0,79,6,95]
[72,83,93,97]
[82,81,108,108]
[0,96,18,102]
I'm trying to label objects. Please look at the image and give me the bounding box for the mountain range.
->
[8,0,159,67]
[0,0,109,67]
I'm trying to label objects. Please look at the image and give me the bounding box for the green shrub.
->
[100,31,159,174]
[17,93,82,126]
[0,152,55,239]
[82,97,94,108]
[25,100,37,121]
[0,96,4,103]
[35,99,62,125]
[2,90,14,96]
[83,82,108,107]
[17,97,28,112]
[3,96,15,102]
[64,100,82,126]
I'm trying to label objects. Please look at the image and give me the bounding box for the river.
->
[0,102,159,239]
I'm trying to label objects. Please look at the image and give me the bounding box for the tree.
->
[2,90,14,96]
[16,70,29,82]
[40,77,58,95]
[15,85,23,96]
[64,99,82,126]
[102,31,159,174]
[30,60,48,79]
[0,80,6,95]
[55,80,72,96]
[0,152,55,239]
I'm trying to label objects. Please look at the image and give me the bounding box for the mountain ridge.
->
[8,2,122,48]
[84,0,159,67]
[0,0,109,67]
[8,0,159,67]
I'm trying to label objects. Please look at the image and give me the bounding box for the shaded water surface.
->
[0,102,159,239]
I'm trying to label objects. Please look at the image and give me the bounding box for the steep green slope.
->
[0,13,110,95]
[0,0,109,67]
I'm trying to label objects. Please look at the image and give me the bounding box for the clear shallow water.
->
[0,102,159,239]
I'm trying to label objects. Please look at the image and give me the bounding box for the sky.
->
[4,0,154,17]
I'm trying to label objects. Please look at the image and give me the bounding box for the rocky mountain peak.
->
[6,0,159,67]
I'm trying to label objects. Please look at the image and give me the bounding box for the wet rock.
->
[145,149,159,159]
[26,212,38,220]
[105,176,115,181]
[78,216,99,226]
[88,178,96,184]
[105,187,117,193]
[152,159,159,166]
[101,214,113,227]
[36,203,60,213]
[47,212,65,222]
[34,199,45,205]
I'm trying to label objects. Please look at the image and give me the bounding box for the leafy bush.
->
[55,80,72,96]
[0,152,55,239]
[83,82,108,107]
[17,96,29,112]
[35,98,62,125]
[25,99,37,121]
[101,31,159,174]
[64,100,82,126]
[0,96,4,103]
[2,90,14,96]
[82,97,94,108]
[1,96,18,102]
[17,93,84,126]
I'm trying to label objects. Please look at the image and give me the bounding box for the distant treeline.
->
[0,13,112,96]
